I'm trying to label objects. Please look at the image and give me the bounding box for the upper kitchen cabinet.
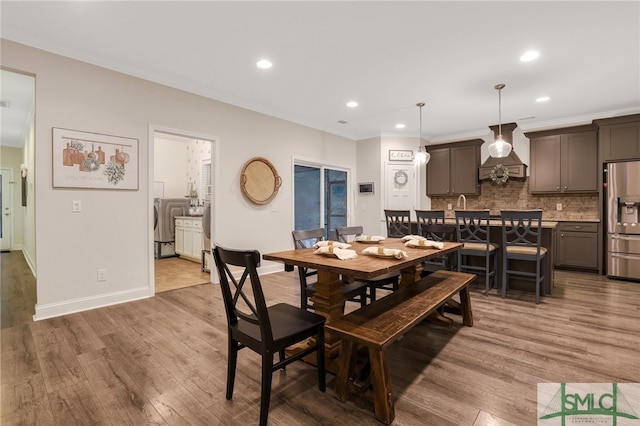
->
[595,114,640,162]
[426,139,482,196]
[526,125,597,194]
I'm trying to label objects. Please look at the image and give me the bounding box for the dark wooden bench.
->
[326,270,475,425]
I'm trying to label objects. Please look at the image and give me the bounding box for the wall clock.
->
[240,157,282,205]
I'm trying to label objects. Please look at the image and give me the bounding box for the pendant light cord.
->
[498,87,502,139]
[495,84,505,140]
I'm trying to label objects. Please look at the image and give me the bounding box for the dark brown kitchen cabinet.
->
[526,126,597,194]
[555,222,598,270]
[426,139,481,196]
[596,114,640,161]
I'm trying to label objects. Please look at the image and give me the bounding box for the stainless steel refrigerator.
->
[607,161,640,280]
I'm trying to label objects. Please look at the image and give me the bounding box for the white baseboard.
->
[259,263,291,276]
[33,286,151,321]
[33,263,283,320]
[21,247,37,278]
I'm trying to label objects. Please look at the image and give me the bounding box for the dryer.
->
[154,198,190,258]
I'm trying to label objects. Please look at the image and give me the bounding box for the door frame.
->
[148,124,220,296]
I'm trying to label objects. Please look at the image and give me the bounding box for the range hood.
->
[479,122,527,180]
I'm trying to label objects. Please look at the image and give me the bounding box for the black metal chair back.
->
[384,209,411,238]
[416,210,447,241]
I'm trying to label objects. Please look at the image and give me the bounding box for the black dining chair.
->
[335,226,400,301]
[455,210,499,295]
[384,209,411,238]
[500,210,547,304]
[212,245,326,426]
[292,228,369,310]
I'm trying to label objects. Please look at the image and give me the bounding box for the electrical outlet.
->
[556,203,562,211]
[97,269,107,282]
[447,203,452,210]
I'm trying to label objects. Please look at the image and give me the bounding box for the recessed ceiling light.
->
[520,50,540,62]
[256,59,272,69]
[346,101,358,108]
[395,123,405,129]
[536,96,550,103]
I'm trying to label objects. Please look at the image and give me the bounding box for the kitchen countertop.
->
[443,218,559,229]
[442,215,600,225]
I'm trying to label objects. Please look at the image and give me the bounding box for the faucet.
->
[457,194,467,210]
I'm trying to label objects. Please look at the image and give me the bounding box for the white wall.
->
[1,39,357,319]
[354,137,382,235]
[154,137,188,198]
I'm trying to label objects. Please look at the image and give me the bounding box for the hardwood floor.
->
[154,256,211,293]
[2,250,639,425]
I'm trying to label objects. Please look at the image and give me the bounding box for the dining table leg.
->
[399,263,423,288]
[312,269,350,359]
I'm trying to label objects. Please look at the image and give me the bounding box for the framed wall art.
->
[52,127,139,190]
[388,149,413,162]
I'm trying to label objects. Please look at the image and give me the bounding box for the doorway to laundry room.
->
[152,129,216,293]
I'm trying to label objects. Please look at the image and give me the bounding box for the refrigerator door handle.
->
[610,253,640,260]
[609,234,640,241]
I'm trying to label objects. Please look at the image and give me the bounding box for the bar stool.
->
[500,210,547,304]
[384,209,411,238]
[416,210,456,272]
[455,210,499,295]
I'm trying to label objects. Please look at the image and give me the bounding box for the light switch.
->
[556,203,562,211]
[72,200,82,212]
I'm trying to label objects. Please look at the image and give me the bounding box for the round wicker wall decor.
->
[240,157,282,205]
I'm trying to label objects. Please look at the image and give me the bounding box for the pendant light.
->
[488,84,513,158]
[414,102,431,165]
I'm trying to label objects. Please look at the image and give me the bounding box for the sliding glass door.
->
[294,163,348,239]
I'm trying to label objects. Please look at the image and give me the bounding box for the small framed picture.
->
[358,182,374,194]
[389,149,413,162]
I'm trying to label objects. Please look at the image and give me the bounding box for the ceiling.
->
[1,1,639,147]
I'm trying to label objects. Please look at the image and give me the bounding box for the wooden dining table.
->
[263,238,463,368]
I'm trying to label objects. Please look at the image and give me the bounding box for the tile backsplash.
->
[431,178,600,221]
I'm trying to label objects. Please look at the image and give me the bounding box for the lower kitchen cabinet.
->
[555,222,598,270]
[175,216,204,262]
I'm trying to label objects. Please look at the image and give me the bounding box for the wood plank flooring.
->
[2,250,639,425]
